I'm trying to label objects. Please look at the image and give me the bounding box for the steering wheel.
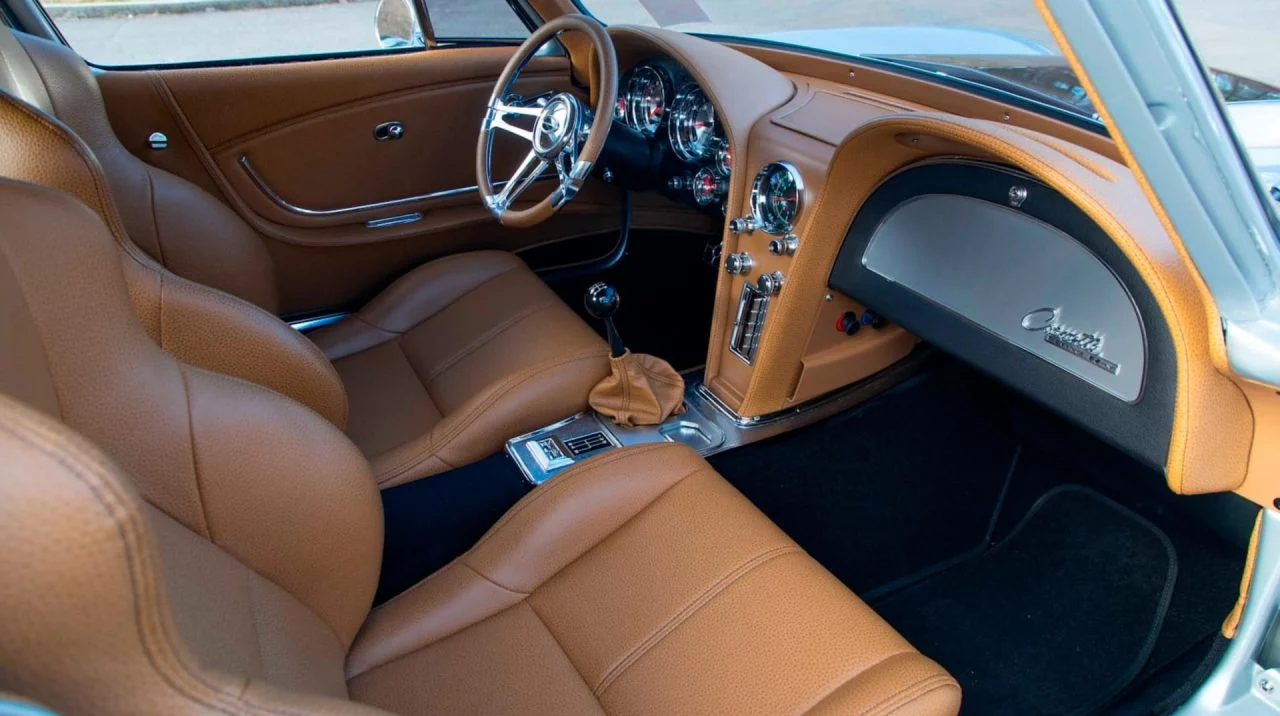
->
[477,14,617,228]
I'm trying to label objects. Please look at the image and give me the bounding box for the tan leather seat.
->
[0,27,609,484]
[0,176,959,714]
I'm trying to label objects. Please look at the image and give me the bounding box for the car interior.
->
[0,1,1275,715]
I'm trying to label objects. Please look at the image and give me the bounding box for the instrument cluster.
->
[616,59,730,211]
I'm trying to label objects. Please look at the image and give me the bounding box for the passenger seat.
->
[0,173,959,713]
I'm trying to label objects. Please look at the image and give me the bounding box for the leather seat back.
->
[0,84,350,427]
[0,26,279,310]
[0,175,383,712]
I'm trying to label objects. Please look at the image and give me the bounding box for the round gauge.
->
[691,166,725,206]
[668,85,716,162]
[750,162,804,235]
[715,144,732,176]
[622,65,668,137]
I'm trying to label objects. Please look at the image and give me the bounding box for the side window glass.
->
[41,0,527,67]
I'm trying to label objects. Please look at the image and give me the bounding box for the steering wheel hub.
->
[533,94,579,157]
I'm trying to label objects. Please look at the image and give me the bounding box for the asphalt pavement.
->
[51,0,1279,87]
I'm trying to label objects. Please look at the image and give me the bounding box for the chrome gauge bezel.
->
[714,143,732,176]
[668,84,716,162]
[750,161,804,235]
[621,65,668,137]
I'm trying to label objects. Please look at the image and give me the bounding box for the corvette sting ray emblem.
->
[1022,308,1121,375]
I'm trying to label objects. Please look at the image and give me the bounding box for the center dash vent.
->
[729,282,769,364]
[564,432,610,456]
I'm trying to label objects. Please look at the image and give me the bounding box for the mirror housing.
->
[374,0,425,49]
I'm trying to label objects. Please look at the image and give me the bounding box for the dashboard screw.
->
[1008,185,1029,208]
[1261,677,1275,693]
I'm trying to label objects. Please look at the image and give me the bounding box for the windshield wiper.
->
[866,55,1098,122]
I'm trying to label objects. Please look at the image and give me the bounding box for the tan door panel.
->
[95,47,623,313]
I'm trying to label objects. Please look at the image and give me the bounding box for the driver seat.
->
[0,27,611,486]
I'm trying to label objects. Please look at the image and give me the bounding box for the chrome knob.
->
[728,216,756,235]
[667,175,688,192]
[724,252,753,276]
[756,271,784,296]
[768,235,799,256]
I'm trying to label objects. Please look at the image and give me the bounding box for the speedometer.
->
[750,162,804,234]
[668,85,715,162]
[622,65,668,137]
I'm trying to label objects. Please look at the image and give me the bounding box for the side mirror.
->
[374,0,425,49]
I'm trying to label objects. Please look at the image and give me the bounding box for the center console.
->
[505,390,726,484]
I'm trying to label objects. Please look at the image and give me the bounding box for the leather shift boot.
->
[589,350,686,426]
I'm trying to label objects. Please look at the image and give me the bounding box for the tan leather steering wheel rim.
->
[476,14,617,229]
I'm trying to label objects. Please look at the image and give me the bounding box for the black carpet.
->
[875,486,1177,716]
[706,361,1248,715]
[375,453,530,605]
[710,367,1019,595]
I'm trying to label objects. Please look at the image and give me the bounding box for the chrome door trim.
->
[288,312,350,332]
[238,156,552,220]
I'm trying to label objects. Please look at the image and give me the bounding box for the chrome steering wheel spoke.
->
[486,149,548,213]
[487,100,539,142]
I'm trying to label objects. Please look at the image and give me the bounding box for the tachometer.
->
[750,162,803,234]
[622,65,668,137]
[668,85,715,162]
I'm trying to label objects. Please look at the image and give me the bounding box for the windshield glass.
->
[578,0,1280,123]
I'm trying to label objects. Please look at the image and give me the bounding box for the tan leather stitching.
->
[419,299,557,381]
[593,545,801,695]
[373,349,608,484]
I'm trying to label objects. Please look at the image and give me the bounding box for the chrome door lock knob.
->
[768,235,799,256]
[756,271,784,296]
[724,252,753,275]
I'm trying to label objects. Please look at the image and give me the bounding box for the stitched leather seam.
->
[177,364,214,540]
[475,463,703,596]
[0,408,261,715]
[863,674,958,716]
[365,261,521,335]
[525,600,605,714]
[361,466,707,675]
[394,340,441,418]
[419,299,557,381]
[374,349,608,484]
[370,444,683,618]
[593,545,800,695]
[244,569,270,680]
[794,649,918,714]
[142,167,167,265]
[0,233,67,420]
[467,444,679,550]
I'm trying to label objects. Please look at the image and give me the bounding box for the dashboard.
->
[601,25,1262,501]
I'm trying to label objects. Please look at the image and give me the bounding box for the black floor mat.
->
[709,366,1018,595]
[874,486,1178,716]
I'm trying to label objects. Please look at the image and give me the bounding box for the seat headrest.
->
[0,25,51,114]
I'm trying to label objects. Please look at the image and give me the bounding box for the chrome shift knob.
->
[584,282,620,320]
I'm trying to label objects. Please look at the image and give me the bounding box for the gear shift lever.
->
[585,282,626,358]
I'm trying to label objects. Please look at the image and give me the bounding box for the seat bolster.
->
[0,395,387,716]
[368,345,610,487]
[347,444,702,675]
[123,261,349,429]
[804,651,962,715]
